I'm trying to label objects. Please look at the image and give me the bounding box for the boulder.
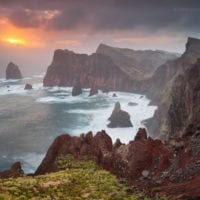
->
[6,62,22,79]
[0,162,24,179]
[24,83,33,90]
[72,78,82,96]
[107,102,133,128]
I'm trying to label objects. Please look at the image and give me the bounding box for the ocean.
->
[0,74,157,173]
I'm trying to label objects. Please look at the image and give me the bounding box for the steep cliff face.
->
[43,50,133,91]
[168,59,200,137]
[96,44,178,80]
[145,37,200,138]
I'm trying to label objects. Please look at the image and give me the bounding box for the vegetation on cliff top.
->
[0,155,168,200]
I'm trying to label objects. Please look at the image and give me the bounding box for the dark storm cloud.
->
[1,0,200,32]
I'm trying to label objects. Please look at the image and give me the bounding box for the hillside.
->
[96,44,178,80]
[0,159,167,200]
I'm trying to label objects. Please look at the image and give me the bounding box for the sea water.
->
[0,75,157,173]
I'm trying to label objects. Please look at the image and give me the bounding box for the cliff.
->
[43,50,134,92]
[97,43,178,80]
[145,37,200,138]
[43,45,178,91]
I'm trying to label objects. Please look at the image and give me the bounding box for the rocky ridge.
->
[34,128,200,199]
[144,37,200,139]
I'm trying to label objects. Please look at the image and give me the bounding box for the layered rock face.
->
[43,50,133,92]
[96,44,178,80]
[144,37,200,138]
[6,62,22,80]
[107,102,133,128]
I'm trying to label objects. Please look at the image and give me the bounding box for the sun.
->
[3,37,26,45]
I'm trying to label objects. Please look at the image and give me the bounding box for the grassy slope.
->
[0,158,168,200]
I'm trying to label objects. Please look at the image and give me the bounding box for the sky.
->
[0,0,200,75]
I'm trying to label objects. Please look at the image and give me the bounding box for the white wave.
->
[0,83,43,96]
[0,79,21,83]
[32,73,45,78]
[36,94,96,104]
[65,92,157,143]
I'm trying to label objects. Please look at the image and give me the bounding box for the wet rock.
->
[6,62,22,80]
[107,102,133,128]
[128,102,138,106]
[72,78,82,96]
[24,83,33,90]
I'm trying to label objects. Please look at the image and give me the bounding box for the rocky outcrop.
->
[144,37,200,139]
[96,44,178,80]
[35,130,113,175]
[0,162,24,179]
[6,62,22,80]
[72,78,82,96]
[34,128,200,198]
[107,102,133,128]
[35,128,172,180]
[24,83,33,90]
[43,50,133,92]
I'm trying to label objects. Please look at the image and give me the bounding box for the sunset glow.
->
[4,38,26,45]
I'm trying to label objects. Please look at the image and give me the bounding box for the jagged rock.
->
[107,102,133,128]
[24,83,33,90]
[35,128,172,182]
[35,130,113,175]
[134,128,148,141]
[89,85,98,96]
[0,162,24,179]
[6,62,22,80]
[72,78,82,96]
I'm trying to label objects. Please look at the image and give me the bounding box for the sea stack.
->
[6,62,22,80]
[72,78,82,96]
[24,83,33,90]
[107,102,133,128]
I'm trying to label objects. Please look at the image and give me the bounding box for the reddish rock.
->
[134,128,148,141]
[6,62,22,80]
[0,162,24,179]
[24,83,33,90]
[35,130,113,175]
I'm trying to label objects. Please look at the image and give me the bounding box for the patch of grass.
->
[0,155,169,199]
